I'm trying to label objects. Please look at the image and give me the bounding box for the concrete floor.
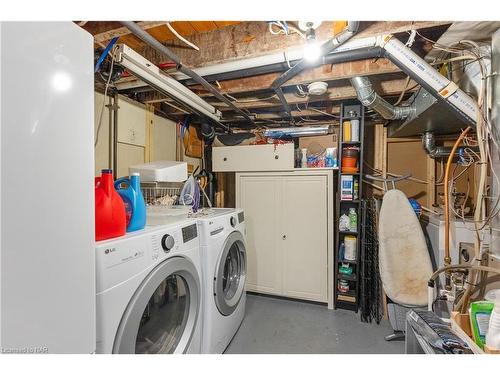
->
[225,293,405,354]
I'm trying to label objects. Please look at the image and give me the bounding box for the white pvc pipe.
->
[170,36,378,81]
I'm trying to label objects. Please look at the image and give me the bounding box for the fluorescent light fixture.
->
[114,44,221,121]
[264,125,330,138]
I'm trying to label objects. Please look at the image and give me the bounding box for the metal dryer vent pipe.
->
[350,76,414,120]
[120,21,255,128]
[422,132,455,158]
[421,132,479,159]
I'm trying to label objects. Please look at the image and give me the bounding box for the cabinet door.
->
[238,176,282,294]
[280,176,328,302]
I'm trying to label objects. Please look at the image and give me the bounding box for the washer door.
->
[113,257,200,354]
[214,231,247,316]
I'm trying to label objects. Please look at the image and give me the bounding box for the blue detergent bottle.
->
[114,173,146,232]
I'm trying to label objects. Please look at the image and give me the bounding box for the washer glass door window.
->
[214,231,246,316]
[135,274,188,354]
[113,257,200,354]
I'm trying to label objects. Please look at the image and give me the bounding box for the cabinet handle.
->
[275,155,279,160]
[282,234,287,240]
[223,157,227,161]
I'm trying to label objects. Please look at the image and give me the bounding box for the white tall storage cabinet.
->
[1,23,95,353]
[236,169,335,308]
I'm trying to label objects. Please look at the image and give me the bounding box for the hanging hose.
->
[443,126,472,289]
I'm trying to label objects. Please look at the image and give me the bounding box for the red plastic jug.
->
[95,169,126,241]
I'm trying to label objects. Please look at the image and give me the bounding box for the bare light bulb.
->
[303,41,321,63]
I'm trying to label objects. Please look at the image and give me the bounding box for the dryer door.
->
[113,257,200,354]
[214,231,247,316]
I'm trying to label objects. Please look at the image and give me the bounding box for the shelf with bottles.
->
[337,279,357,303]
[335,102,364,312]
[296,146,339,169]
[337,258,358,265]
[340,174,360,202]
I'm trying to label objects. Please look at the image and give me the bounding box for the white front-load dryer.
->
[196,208,247,354]
[95,219,202,354]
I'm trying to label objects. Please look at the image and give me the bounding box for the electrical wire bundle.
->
[360,198,383,324]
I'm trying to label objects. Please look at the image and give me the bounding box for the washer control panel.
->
[161,234,175,252]
[151,229,181,261]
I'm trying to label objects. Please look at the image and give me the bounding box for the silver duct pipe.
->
[421,131,479,159]
[350,76,414,120]
[422,132,454,158]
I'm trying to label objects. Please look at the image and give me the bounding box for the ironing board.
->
[378,188,433,306]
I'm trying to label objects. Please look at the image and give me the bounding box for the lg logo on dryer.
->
[104,247,116,255]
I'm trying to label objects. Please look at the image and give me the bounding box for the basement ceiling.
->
[82,21,453,128]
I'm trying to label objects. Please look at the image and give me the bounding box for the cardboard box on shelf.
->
[299,134,338,151]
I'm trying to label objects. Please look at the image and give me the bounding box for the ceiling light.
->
[303,27,321,63]
[303,40,321,63]
[114,44,221,122]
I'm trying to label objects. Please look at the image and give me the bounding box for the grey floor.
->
[225,293,405,354]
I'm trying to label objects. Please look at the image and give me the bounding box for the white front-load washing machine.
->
[196,208,247,353]
[95,219,202,354]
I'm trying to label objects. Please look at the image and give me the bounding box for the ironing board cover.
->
[378,189,433,306]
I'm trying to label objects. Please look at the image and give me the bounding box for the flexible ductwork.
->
[350,76,414,120]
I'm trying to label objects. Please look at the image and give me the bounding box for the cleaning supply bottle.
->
[114,173,146,232]
[348,207,357,232]
[301,148,308,168]
[486,292,500,350]
[95,169,126,241]
[469,301,495,349]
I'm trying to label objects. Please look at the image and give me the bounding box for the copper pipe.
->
[443,126,472,288]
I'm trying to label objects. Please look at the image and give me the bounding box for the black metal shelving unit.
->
[334,102,364,312]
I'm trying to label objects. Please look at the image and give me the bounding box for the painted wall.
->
[94,92,200,177]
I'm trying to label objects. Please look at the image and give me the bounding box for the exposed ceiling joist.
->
[93,21,167,43]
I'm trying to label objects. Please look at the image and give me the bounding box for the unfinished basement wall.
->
[94,92,200,177]
[363,127,476,213]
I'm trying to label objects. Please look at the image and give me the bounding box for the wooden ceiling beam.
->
[143,77,416,113]
[185,57,403,95]
[148,21,450,68]
[93,21,167,44]
[214,78,416,111]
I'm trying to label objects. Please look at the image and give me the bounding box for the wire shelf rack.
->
[140,181,184,206]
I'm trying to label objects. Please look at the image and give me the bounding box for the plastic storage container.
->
[95,169,126,241]
[129,160,188,182]
[146,206,191,226]
[114,173,146,232]
[486,303,500,350]
[341,147,359,173]
[343,121,351,142]
[344,235,357,260]
[351,119,360,142]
